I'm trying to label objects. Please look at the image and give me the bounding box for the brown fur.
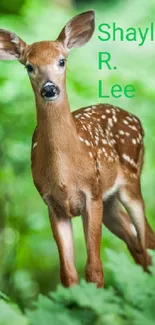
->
[24,41,66,65]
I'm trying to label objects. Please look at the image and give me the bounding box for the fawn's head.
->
[0,10,95,102]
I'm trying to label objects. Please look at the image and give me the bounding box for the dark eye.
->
[26,64,34,73]
[59,59,65,67]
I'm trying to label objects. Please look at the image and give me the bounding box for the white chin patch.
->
[44,94,59,102]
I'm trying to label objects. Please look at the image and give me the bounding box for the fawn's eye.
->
[26,64,34,73]
[59,59,65,67]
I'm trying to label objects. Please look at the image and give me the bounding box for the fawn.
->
[0,10,155,288]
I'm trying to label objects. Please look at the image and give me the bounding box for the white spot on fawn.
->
[84,113,91,118]
[113,116,117,123]
[85,140,90,146]
[129,125,137,131]
[79,136,84,142]
[85,107,92,112]
[122,154,137,167]
[33,142,38,149]
[119,130,124,135]
[106,109,110,113]
[132,139,137,145]
[108,118,113,127]
[133,117,139,123]
[126,116,133,122]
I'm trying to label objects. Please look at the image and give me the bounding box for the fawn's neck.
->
[35,93,79,155]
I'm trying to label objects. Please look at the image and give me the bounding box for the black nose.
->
[41,82,60,99]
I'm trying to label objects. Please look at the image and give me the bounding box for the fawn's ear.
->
[0,29,26,61]
[57,10,95,50]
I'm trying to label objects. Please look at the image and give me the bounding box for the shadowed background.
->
[0,0,155,311]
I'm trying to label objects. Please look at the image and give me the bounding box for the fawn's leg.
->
[117,183,149,269]
[118,184,146,250]
[103,195,154,269]
[82,197,103,288]
[145,220,155,250]
[48,206,78,287]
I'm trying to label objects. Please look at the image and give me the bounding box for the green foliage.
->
[27,251,155,325]
[0,0,155,316]
[0,0,24,15]
[1,250,155,325]
[0,295,28,325]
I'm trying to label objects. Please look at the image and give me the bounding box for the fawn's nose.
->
[41,82,60,101]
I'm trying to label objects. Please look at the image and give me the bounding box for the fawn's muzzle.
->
[41,82,60,101]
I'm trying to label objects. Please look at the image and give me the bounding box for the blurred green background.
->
[0,0,155,311]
